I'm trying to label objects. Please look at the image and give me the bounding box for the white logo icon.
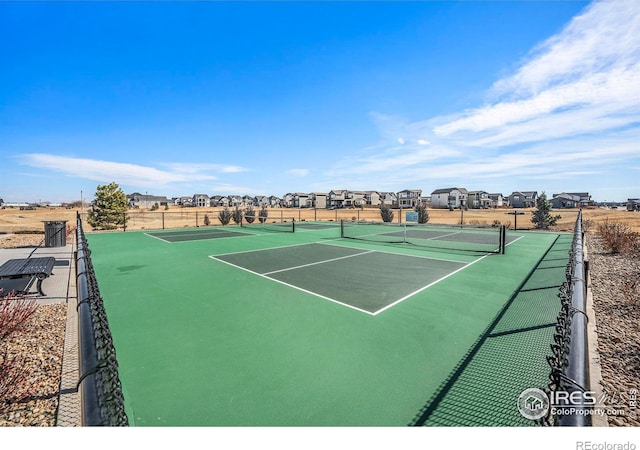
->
[518,388,550,420]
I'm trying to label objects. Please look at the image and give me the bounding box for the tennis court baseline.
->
[210,242,474,315]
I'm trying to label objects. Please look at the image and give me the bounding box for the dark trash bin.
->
[43,221,68,247]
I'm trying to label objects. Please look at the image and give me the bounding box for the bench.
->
[0,257,56,296]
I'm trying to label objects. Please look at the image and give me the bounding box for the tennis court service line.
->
[211,241,327,257]
[208,253,377,316]
[373,251,493,316]
[318,240,469,265]
[262,250,375,275]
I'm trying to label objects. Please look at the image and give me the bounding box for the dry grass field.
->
[1,205,639,235]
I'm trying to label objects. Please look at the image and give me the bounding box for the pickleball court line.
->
[208,254,377,316]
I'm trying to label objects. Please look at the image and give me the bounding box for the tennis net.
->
[341,220,506,254]
[241,216,295,233]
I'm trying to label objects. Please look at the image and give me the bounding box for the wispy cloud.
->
[330,0,640,191]
[19,153,251,188]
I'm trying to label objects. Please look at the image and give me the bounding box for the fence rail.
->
[76,212,128,426]
[544,209,590,426]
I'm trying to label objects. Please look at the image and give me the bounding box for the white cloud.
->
[433,0,640,142]
[397,137,405,145]
[18,154,254,189]
[328,0,640,196]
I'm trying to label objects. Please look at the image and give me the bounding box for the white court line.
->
[505,234,525,247]
[208,255,376,316]
[144,232,173,243]
[144,228,257,244]
[207,238,503,316]
[263,250,374,275]
[372,252,493,316]
[211,241,323,257]
[318,240,470,265]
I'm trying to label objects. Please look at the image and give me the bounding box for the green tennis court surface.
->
[86,223,570,426]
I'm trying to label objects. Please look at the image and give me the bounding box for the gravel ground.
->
[1,232,67,427]
[0,233,45,249]
[586,232,640,427]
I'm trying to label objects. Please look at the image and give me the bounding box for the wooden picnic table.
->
[0,257,56,296]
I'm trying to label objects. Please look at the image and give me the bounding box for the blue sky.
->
[1,0,638,204]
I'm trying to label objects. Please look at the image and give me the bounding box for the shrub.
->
[258,207,269,224]
[0,291,38,412]
[218,207,232,226]
[244,206,256,224]
[0,291,38,341]
[597,219,634,254]
[231,207,243,225]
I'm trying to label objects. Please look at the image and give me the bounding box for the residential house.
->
[310,193,328,209]
[488,193,504,208]
[282,193,295,208]
[228,195,243,207]
[344,191,366,208]
[468,191,492,209]
[430,188,468,208]
[364,191,381,207]
[242,195,254,207]
[397,189,422,208]
[293,193,311,208]
[551,192,593,208]
[192,194,210,208]
[379,192,397,207]
[268,195,282,207]
[128,193,170,208]
[209,195,225,207]
[551,193,581,209]
[176,196,193,207]
[253,196,269,208]
[328,190,347,208]
[508,191,538,208]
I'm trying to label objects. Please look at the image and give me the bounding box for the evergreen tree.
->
[87,182,128,230]
[380,205,394,223]
[415,204,429,224]
[531,192,561,229]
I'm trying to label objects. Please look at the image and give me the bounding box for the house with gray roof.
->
[128,193,170,208]
[508,191,538,208]
[430,188,468,208]
[397,189,422,208]
[551,192,593,208]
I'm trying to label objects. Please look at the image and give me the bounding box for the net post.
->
[292,218,296,233]
[340,219,345,238]
[500,225,506,254]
